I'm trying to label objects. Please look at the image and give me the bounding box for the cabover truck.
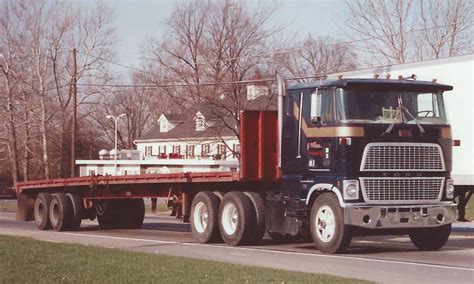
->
[337,54,473,221]
[15,75,457,254]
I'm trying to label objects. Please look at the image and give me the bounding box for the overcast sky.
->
[79,0,346,76]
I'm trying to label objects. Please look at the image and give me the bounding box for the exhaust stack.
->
[276,72,285,168]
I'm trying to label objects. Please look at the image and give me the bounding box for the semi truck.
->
[337,54,473,221]
[15,74,457,254]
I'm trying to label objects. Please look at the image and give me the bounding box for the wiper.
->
[400,106,425,135]
[381,120,396,136]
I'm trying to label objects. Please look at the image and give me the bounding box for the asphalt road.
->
[0,211,473,283]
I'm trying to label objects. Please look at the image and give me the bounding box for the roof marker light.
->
[432,78,437,83]
[398,75,403,80]
[386,74,391,79]
[374,74,380,79]
[453,140,461,146]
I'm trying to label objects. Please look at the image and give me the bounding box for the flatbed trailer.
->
[16,77,458,254]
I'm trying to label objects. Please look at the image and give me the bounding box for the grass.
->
[0,235,370,283]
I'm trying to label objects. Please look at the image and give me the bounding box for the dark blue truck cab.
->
[267,77,457,253]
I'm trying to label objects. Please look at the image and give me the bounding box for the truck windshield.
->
[335,88,448,124]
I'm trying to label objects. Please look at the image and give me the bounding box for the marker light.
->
[453,140,461,146]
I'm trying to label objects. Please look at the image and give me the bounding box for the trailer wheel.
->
[244,191,266,245]
[219,191,254,246]
[49,193,73,231]
[66,193,83,231]
[34,193,52,230]
[191,192,221,243]
[124,199,145,229]
[96,200,121,229]
[409,224,451,251]
[310,193,351,254]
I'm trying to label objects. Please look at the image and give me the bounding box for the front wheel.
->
[310,193,351,254]
[409,224,451,251]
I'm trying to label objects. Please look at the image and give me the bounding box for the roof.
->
[287,78,453,92]
[161,113,186,122]
[136,118,237,141]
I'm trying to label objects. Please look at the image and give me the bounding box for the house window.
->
[233,144,240,158]
[160,119,168,132]
[145,146,153,156]
[201,144,210,156]
[158,145,166,154]
[172,145,181,154]
[217,144,227,160]
[186,145,195,158]
[196,113,206,131]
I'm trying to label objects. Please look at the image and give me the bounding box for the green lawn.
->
[0,235,370,283]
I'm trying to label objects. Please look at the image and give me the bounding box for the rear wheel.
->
[190,192,221,243]
[244,191,266,245]
[123,199,145,229]
[34,193,52,230]
[219,191,254,246]
[96,200,121,229]
[409,224,451,251]
[66,193,83,231]
[310,193,351,254]
[49,193,73,231]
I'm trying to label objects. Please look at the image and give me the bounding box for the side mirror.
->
[311,116,322,125]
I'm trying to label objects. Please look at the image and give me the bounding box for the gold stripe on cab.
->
[293,101,364,138]
[441,127,452,139]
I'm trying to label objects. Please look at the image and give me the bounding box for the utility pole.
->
[70,48,77,177]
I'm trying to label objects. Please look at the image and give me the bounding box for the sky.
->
[80,0,346,76]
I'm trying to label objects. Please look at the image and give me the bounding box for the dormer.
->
[195,111,206,131]
[159,114,169,132]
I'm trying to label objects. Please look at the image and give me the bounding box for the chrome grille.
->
[360,143,445,171]
[360,177,444,204]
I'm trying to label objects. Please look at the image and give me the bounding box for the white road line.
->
[62,232,474,272]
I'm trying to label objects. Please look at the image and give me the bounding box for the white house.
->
[77,71,276,177]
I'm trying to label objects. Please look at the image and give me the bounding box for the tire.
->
[190,192,221,243]
[34,193,52,230]
[213,191,224,201]
[244,191,266,245]
[124,199,145,229]
[96,200,122,229]
[310,193,352,254]
[219,191,254,246]
[66,193,83,231]
[409,224,451,251]
[49,193,73,231]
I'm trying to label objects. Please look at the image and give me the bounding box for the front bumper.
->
[344,203,457,229]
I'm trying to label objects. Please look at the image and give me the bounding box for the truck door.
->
[302,88,335,173]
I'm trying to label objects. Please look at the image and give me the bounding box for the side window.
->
[286,93,295,116]
[310,89,334,123]
[417,93,437,117]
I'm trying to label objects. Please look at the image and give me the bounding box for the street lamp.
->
[106,113,126,175]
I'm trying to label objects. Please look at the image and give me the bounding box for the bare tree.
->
[0,0,116,181]
[276,35,357,82]
[416,0,474,59]
[142,0,279,157]
[343,0,474,65]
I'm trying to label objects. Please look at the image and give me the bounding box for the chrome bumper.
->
[344,203,457,229]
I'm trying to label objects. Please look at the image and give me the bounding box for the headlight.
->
[446,179,454,199]
[343,179,359,200]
